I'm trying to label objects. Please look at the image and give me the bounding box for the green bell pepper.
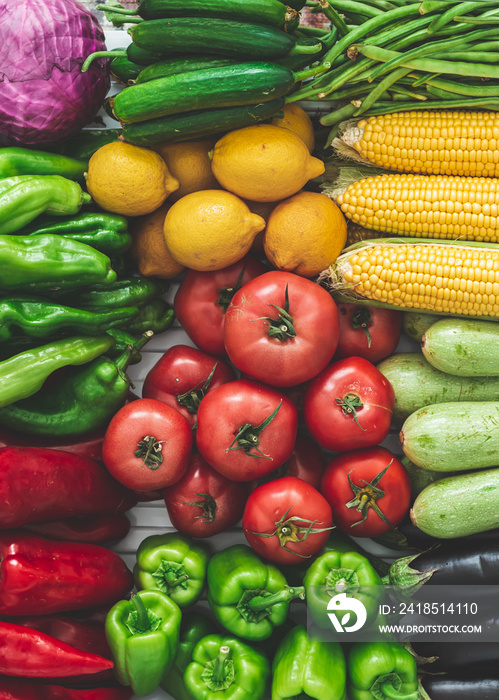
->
[347,642,419,700]
[161,610,218,700]
[304,549,383,630]
[272,624,346,700]
[105,589,181,697]
[184,633,270,700]
[207,544,305,642]
[134,532,209,609]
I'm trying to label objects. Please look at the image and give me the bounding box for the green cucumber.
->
[377,352,499,425]
[411,468,499,538]
[128,17,318,60]
[135,56,237,84]
[111,62,295,124]
[402,311,440,344]
[400,401,499,472]
[110,54,143,85]
[122,98,286,147]
[422,317,499,376]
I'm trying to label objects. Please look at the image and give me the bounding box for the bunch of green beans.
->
[290,0,499,144]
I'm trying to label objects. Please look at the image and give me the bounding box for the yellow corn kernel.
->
[335,173,499,243]
[341,110,499,177]
[323,239,499,318]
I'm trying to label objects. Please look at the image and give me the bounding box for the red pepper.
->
[0,446,137,529]
[22,512,131,545]
[0,677,133,699]
[0,532,133,615]
[0,620,113,677]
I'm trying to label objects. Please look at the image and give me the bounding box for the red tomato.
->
[102,398,193,491]
[223,270,340,388]
[174,254,269,356]
[303,356,395,452]
[242,476,333,565]
[334,303,402,364]
[196,378,298,482]
[142,344,236,428]
[320,446,411,537]
[162,452,247,537]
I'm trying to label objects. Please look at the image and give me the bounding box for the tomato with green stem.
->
[334,303,402,364]
[242,476,334,565]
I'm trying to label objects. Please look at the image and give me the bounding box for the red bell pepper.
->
[0,446,136,529]
[0,677,133,699]
[22,512,131,545]
[0,532,134,615]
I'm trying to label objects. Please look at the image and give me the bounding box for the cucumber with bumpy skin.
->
[111,62,295,124]
[411,468,499,539]
[422,317,499,376]
[400,401,499,473]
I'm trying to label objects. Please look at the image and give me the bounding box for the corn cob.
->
[321,238,499,319]
[346,221,385,246]
[337,110,499,177]
[334,172,499,243]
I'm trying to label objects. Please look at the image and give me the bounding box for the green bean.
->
[355,66,413,115]
[431,50,499,63]
[357,0,400,11]
[358,15,434,48]
[411,72,443,86]
[389,84,429,101]
[419,1,457,12]
[454,14,499,23]
[428,1,497,33]
[425,75,499,96]
[313,1,350,37]
[354,97,499,115]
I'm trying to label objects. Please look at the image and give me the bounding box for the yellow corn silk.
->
[335,173,499,243]
[341,110,499,177]
[323,239,499,318]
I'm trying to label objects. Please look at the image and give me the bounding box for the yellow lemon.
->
[263,190,347,278]
[211,123,325,202]
[129,203,186,279]
[272,103,316,152]
[163,189,266,271]
[153,139,220,202]
[86,141,180,216]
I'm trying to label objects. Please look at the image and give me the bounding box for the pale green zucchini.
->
[402,312,439,344]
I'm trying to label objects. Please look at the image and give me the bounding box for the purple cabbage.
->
[0,0,110,146]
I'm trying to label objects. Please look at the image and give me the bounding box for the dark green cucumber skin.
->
[133,0,289,27]
[112,62,295,124]
[377,352,499,426]
[110,55,143,85]
[135,56,237,84]
[126,43,167,65]
[128,17,296,59]
[122,98,286,147]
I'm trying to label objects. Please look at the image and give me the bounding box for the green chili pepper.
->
[105,328,143,363]
[20,212,132,255]
[0,175,91,234]
[51,275,169,308]
[0,296,139,343]
[207,544,305,642]
[347,641,419,700]
[0,334,115,409]
[184,633,270,700]
[134,533,209,609]
[0,234,116,292]
[0,147,88,180]
[106,589,182,697]
[124,298,175,335]
[161,611,218,700]
[272,624,347,700]
[0,332,151,436]
[304,549,384,630]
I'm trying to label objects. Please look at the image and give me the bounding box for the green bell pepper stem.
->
[0,175,91,234]
[0,332,152,436]
[124,297,175,335]
[347,641,419,700]
[56,275,169,308]
[0,334,115,409]
[207,544,304,642]
[105,589,181,698]
[272,624,347,700]
[0,147,88,180]
[184,633,270,700]
[0,234,116,293]
[133,532,209,609]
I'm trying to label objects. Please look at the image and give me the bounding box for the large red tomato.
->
[320,446,411,537]
[303,356,395,452]
[334,303,402,364]
[173,254,268,356]
[142,344,236,428]
[242,476,333,565]
[196,378,298,482]
[223,270,340,387]
[102,398,193,491]
[163,452,247,538]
